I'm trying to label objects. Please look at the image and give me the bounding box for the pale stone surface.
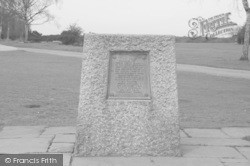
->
[39,134,55,139]
[181,138,250,146]
[152,157,223,166]
[182,146,244,158]
[177,64,250,80]
[221,127,250,138]
[223,163,250,166]
[72,157,153,166]
[0,138,51,153]
[180,130,188,138]
[236,147,250,159]
[184,129,229,138]
[0,126,45,138]
[220,159,249,163]
[75,34,180,156]
[42,127,76,135]
[53,134,75,143]
[220,158,250,166]
[63,153,72,166]
[71,157,223,166]
[0,44,17,51]
[49,143,74,153]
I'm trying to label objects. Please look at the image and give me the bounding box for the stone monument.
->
[75,34,180,156]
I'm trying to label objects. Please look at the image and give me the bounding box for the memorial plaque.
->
[107,51,151,100]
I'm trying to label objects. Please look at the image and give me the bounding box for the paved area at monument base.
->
[0,126,249,166]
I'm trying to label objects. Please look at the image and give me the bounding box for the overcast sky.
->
[32,0,246,36]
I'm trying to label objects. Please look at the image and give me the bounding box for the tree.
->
[0,0,20,40]
[237,25,245,44]
[16,0,59,42]
[241,0,250,60]
[0,2,3,39]
[60,23,83,45]
[196,0,249,61]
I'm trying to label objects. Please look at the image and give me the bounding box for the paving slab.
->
[63,153,72,166]
[181,138,250,146]
[39,134,55,139]
[220,158,249,163]
[221,128,250,138]
[236,147,250,159]
[48,143,74,153]
[152,157,223,166]
[53,134,75,143]
[182,146,244,158]
[42,127,76,135]
[220,159,250,166]
[222,163,250,166]
[180,130,189,138]
[71,157,223,166]
[220,158,250,166]
[184,129,229,138]
[0,126,45,138]
[0,138,51,154]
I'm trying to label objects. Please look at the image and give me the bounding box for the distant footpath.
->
[175,36,237,43]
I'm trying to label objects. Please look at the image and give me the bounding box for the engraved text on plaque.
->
[107,51,151,100]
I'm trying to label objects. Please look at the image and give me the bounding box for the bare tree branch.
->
[12,0,60,41]
[242,0,250,11]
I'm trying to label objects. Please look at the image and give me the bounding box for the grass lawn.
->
[176,43,250,71]
[1,41,250,71]
[0,51,82,126]
[0,50,250,128]
[178,71,250,128]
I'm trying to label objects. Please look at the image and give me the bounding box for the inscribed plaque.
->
[107,51,151,100]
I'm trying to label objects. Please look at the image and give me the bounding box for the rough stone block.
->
[75,34,180,156]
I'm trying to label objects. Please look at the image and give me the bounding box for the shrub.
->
[60,30,77,45]
[28,30,42,42]
[60,23,83,45]
[41,35,61,42]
